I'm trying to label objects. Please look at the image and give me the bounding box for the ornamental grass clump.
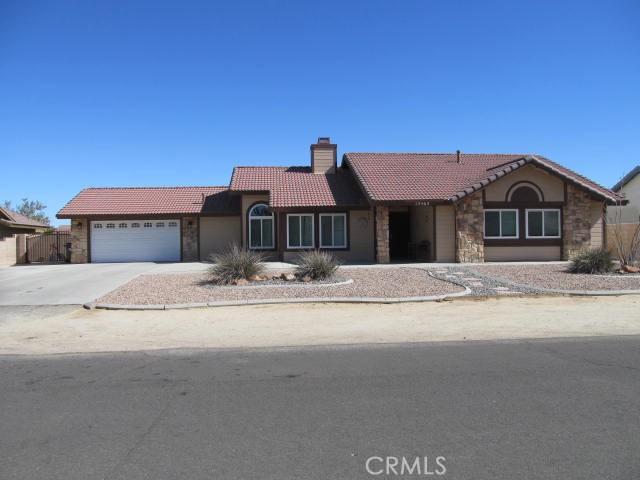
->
[295,250,340,280]
[208,244,265,285]
[567,248,614,274]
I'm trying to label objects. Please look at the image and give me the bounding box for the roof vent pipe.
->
[456,150,461,164]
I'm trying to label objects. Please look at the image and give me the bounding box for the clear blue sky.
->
[1,0,638,226]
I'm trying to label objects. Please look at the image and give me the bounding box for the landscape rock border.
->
[207,278,354,289]
[466,268,640,297]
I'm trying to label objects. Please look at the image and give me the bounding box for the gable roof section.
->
[229,166,368,208]
[343,153,623,204]
[0,207,49,228]
[56,187,240,218]
[612,165,640,192]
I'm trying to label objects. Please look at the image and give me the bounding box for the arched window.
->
[507,182,543,203]
[249,203,274,249]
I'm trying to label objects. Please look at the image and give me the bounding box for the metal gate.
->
[26,232,71,263]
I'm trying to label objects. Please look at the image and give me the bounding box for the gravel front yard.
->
[473,264,640,292]
[97,267,465,305]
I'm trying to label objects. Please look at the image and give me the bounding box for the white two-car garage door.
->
[91,220,181,262]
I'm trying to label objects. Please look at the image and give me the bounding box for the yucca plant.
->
[208,243,265,285]
[567,248,613,274]
[295,250,340,280]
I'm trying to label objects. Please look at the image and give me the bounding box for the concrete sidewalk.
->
[1,295,639,355]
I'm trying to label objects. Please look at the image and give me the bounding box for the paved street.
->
[1,336,639,479]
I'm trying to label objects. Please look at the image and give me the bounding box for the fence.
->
[26,232,71,263]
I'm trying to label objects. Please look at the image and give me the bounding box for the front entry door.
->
[389,211,410,260]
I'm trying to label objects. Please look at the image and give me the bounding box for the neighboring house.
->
[0,207,49,238]
[57,138,623,264]
[608,165,640,224]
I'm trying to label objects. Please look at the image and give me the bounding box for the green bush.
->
[568,248,613,274]
[295,250,340,280]
[208,244,265,285]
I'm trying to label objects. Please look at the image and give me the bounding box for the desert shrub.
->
[295,250,340,280]
[567,248,613,274]
[208,244,265,285]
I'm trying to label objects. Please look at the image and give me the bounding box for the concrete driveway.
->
[0,263,201,306]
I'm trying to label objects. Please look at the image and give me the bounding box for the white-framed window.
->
[93,223,103,229]
[319,213,347,248]
[249,203,274,249]
[156,222,165,228]
[287,214,314,249]
[484,209,518,239]
[144,222,153,228]
[106,223,115,229]
[118,223,127,228]
[168,221,178,228]
[131,223,140,228]
[526,209,561,238]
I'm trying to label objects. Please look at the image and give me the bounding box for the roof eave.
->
[449,155,623,205]
[0,219,49,229]
[612,165,640,192]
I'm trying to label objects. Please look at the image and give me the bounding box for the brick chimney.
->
[310,137,337,174]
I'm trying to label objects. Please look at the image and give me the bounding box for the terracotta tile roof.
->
[343,153,623,204]
[0,207,49,227]
[56,187,240,218]
[229,166,368,208]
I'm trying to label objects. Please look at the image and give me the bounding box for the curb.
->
[87,286,472,311]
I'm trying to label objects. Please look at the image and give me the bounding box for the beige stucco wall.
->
[589,202,605,249]
[484,165,565,202]
[199,216,242,260]
[410,205,434,260]
[485,246,561,261]
[607,173,640,224]
[435,205,455,262]
[336,209,374,263]
[0,235,17,266]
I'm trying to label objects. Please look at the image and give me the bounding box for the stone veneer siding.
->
[70,218,89,263]
[455,192,485,263]
[562,184,593,260]
[181,216,199,261]
[375,206,390,263]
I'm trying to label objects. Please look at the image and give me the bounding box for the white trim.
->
[286,213,315,249]
[248,203,274,249]
[507,182,544,202]
[525,209,561,239]
[319,213,347,248]
[483,209,519,239]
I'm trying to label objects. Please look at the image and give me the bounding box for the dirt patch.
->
[473,264,640,291]
[97,267,465,305]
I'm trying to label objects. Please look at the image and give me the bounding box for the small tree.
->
[608,201,640,267]
[2,198,50,225]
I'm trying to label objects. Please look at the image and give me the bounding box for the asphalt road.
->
[1,337,639,479]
